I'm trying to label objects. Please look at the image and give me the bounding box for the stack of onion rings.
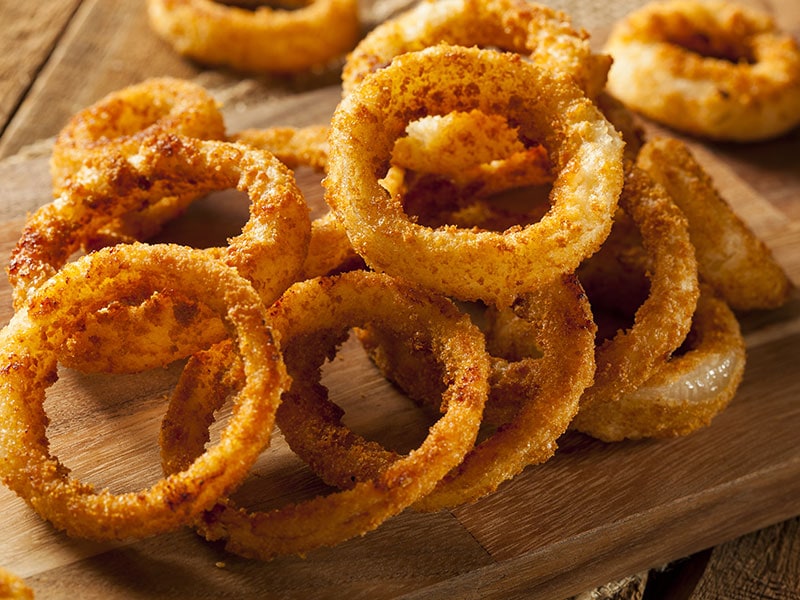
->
[0,0,792,569]
[51,77,226,244]
[160,270,490,558]
[358,274,597,510]
[8,134,309,373]
[0,243,288,540]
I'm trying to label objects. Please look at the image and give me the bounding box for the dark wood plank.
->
[0,1,81,136]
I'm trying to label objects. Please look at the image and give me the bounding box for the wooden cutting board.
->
[1,2,800,599]
[1,81,799,600]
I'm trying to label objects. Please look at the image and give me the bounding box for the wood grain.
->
[1,80,799,598]
[690,518,800,599]
[1,0,799,598]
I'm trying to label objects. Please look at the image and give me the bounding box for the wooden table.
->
[1,0,799,598]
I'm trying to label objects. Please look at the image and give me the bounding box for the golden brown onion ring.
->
[636,137,791,311]
[230,124,330,172]
[51,77,226,243]
[342,0,611,98]
[146,0,360,73]
[360,274,596,510]
[573,164,700,427]
[0,568,33,600]
[388,110,552,193]
[0,243,288,540]
[604,0,800,141]
[574,286,746,441]
[8,134,310,372]
[160,270,490,559]
[325,44,624,307]
[229,124,360,279]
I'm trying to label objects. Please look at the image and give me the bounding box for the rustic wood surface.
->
[1,0,799,598]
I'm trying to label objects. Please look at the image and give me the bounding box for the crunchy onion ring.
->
[360,274,596,510]
[342,0,611,98]
[0,243,288,540]
[230,124,330,172]
[160,270,489,559]
[604,0,800,141]
[325,44,624,307]
[637,137,791,311]
[572,164,700,427]
[8,134,309,372]
[575,286,746,441]
[51,77,226,243]
[388,110,552,193]
[146,0,361,73]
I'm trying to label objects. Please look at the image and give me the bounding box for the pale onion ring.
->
[636,136,791,311]
[342,0,611,98]
[325,44,625,307]
[604,0,800,141]
[160,270,490,559]
[146,0,361,73]
[0,243,288,540]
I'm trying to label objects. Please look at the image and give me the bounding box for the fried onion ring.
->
[0,568,33,600]
[160,270,489,559]
[636,137,791,311]
[604,0,800,141]
[325,44,624,307]
[0,243,288,540]
[146,0,361,73]
[573,163,700,423]
[8,134,309,372]
[342,0,611,98]
[359,274,596,510]
[51,77,226,243]
[230,124,330,172]
[229,124,360,278]
[574,286,746,441]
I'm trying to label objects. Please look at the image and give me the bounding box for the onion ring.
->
[360,274,596,510]
[229,124,360,278]
[8,134,310,372]
[0,243,288,540]
[636,136,791,311]
[604,0,800,141]
[160,270,489,559]
[51,77,226,243]
[146,0,361,73]
[325,44,625,307]
[342,0,611,98]
[0,568,33,600]
[572,163,700,427]
[388,110,551,193]
[574,286,746,441]
[230,124,330,172]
